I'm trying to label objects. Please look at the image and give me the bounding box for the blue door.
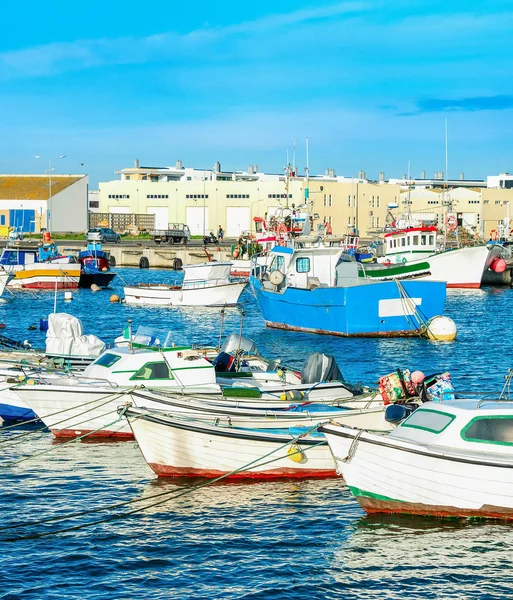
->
[10,210,36,232]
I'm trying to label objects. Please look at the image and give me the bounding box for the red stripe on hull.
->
[19,282,79,289]
[230,270,250,277]
[51,428,133,440]
[357,496,513,520]
[149,462,336,480]
[447,283,480,289]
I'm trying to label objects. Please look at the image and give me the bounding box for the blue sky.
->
[1,0,512,186]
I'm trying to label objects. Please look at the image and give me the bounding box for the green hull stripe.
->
[348,485,402,503]
[359,261,431,278]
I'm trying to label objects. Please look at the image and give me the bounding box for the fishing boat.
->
[78,242,116,288]
[250,246,446,337]
[371,226,501,288]
[123,262,247,306]
[0,269,14,297]
[0,239,81,289]
[320,398,513,519]
[123,408,335,479]
[13,343,375,437]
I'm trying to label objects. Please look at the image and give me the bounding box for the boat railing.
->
[439,390,513,407]
[65,375,120,388]
[182,278,240,289]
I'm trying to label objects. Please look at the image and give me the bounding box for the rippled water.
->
[1,270,513,599]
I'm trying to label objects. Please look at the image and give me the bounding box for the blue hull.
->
[0,403,37,423]
[250,277,446,337]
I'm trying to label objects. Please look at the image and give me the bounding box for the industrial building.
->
[0,174,88,234]
[96,161,513,239]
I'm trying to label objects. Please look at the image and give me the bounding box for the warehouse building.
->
[0,174,88,234]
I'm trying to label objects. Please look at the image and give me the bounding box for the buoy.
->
[102,267,108,272]
[90,283,101,292]
[490,257,507,273]
[64,291,73,301]
[28,325,37,331]
[43,231,51,243]
[279,390,305,402]
[425,316,457,341]
[411,370,425,385]
[39,319,48,331]
[110,294,120,303]
[287,443,306,463]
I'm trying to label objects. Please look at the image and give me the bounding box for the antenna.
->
[293,137,296,173]
[306,137,309,172]
[445,117,448,181]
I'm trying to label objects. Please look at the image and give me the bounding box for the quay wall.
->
[106,245,235,269]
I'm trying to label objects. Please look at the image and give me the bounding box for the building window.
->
[0,215,5,225]
[126,175,131,180]
[147,194,169,199]
[328,194,332,207]
[108,194,130,199]
[376,216,380,227]
[89,201,99,208]
[484,200,489,204]
[323,194,327,207]
[348,195,351,207]
[377,196,380,208]
[496,201,501,205]
[186,194,209,199]
[226,194,249,199]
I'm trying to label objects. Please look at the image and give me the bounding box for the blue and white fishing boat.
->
[78,242,116,288]
[250,246,446,337]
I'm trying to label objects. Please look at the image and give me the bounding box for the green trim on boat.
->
[216,372,255,379]
[348,486,402,503]
[222,387,262,398]
[359,261,431,278]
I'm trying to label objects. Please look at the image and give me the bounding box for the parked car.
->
[150,224,191,245]
[86,228,121,244]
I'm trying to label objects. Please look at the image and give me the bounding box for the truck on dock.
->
[150,224,191,245]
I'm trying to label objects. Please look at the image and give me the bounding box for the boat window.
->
[94,353,122,368]
[131,361,174,380]
[270,256,284,271]
[296,257,310,273]
[388,239,392,249]
[413,235,419,246]
[461,416,513,446]
[429,235,434,245]
[401,238,406,247]
[421,235,426,245]
[401,408,455,434]
[406,237,410,246]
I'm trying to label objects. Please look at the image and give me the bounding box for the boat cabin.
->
[382,227,437,262]
[182,262,233,288]
[0,243,69,266]
[84,346,218,390]
[391,400,513,455]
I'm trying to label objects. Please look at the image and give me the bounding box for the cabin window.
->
[94,353,122,368]
[401,238,406,247]
[270,256,284,271]
[461,416,513,446]
[406,237,410,246]
[421,235,426,245]
[388,240,392,249]
[401,408,455,434]
[296,257,310,273]
[131,361,173,381]
[413,235,419,246]
[429,235,434,245]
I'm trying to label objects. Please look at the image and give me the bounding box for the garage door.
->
[10,209,36,233]
[186,207,209,236]
[226,207,250,237]
[147,207,169,230]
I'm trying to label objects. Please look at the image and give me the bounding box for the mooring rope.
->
[1,425,326,541]
[0,390,128,444]
[0,405,131,469]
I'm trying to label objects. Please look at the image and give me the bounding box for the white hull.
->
[5,263,81,289]
[321,423,513,519]
[124,281,246,306]
[127,412,336,478]
[0,272,13,296]
[381,246,491,288]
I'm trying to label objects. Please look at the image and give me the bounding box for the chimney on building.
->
[460,172,465,180]
[175,160,183,170]
[421,170,426,179]
[134,158,140,168]
[379,171,385,182]
[358,170,366,180]
[213,161,221,173]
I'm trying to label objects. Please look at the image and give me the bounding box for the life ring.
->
[446,215,457,231]
[490,229,499,241]
[139,256,150,269]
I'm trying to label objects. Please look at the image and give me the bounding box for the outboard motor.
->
[301,353,344,384]
[212,352,236,373]
[385,403,418,426]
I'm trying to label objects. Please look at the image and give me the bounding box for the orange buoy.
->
[43,231,51,243]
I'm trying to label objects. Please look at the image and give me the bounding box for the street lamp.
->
[35,154,66,233]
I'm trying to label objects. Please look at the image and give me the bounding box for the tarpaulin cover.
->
[45,313,105,358]
[301,353,344,384]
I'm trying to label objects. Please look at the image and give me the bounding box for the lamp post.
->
[35,154,66,233]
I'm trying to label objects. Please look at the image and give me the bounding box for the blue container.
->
[39,318,49,331]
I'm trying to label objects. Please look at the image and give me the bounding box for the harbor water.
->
[1,269,513,599]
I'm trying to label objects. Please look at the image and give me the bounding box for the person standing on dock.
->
[218,226,224,241]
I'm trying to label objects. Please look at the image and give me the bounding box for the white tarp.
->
[45,313,106,358]
[183,262,232,284]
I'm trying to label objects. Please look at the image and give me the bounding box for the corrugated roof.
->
[0,175,82,200]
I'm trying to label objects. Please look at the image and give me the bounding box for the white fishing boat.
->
[321,398,513,519]
[374,226,500,288]
[13,344,376,438]
[124,408,335,479]
[0,270,14,297]
[123,262,247,306]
